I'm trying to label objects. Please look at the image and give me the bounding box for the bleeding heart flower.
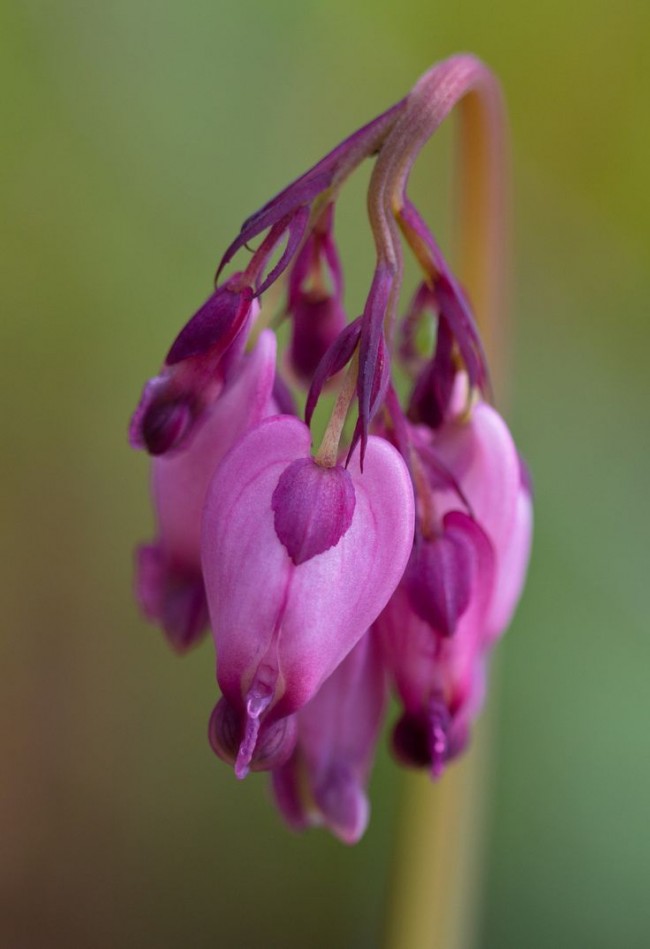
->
[134,330,277,651]
[202,415,414,778]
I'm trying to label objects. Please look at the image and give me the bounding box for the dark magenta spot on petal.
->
[141,399,193,455]
[272,458,356,565]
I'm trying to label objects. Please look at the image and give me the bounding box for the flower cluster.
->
[130,55,532,844]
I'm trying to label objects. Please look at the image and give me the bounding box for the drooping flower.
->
[271,630,387,844]
[203,415,414,778]
[129,54,532,843]
[130,275,255,456]
[135,330,277,651]
[378,376,532,777]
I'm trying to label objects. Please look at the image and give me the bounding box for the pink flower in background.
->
[272,631,387,844]
[130,54,532,841]
[135,330,277,651]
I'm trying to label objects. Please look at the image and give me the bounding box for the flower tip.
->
[391,702,452,780]
[135,544,208,651]
[208,695,297,777]
[316,768,370,845]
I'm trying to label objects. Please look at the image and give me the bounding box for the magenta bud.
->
[288,294,348,384]
[405,512,482,637]
[272,458,356,565]
[271,632,386,844]
[407,314,456,429]
[166,280,253,365]
[391,699,466,779]
[208,696,297,777]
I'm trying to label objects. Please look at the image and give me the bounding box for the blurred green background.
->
[2,1,649,947]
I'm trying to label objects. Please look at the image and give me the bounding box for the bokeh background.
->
[2,1,649,947]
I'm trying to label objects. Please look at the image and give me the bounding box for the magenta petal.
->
[434,398,531,641]
[135,331,277,649]
[166,280,253,365]
[135,543,208,652]
[484,480,533,641]
[272,459,355,565]
[271,760,310,833]
[271,631,386,844]
[406,512,479,636]
[201,415,414,745]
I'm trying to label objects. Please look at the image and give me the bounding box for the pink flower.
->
[271,631,387,844]
[378,381,532,776]
[135,330,277,651]
[202,415,414,778]
[130,55,533,841]
[130,276,255,456]
[378,514,494,776]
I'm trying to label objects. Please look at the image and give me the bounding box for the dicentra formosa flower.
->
[129,54,533,843]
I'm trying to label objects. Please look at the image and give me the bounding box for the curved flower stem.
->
[314,351,359,467]
[381,55,509,949]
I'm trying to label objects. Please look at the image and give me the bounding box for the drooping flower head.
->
[129,54,532,842]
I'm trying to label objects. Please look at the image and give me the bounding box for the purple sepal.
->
[216,100,405,281]
[217,176,330,281]
[288,204,343,307]
[357,265,393,461]
[305,317,362,425]
[209,695,297,778]
[135,543,209,652]
[408,314,456,428]
[400,201,488,391]
[347,335,390,468]
[166,278,253,365]
[255,206,310,297]
[405,512,481,637]
[272,458,356,565]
